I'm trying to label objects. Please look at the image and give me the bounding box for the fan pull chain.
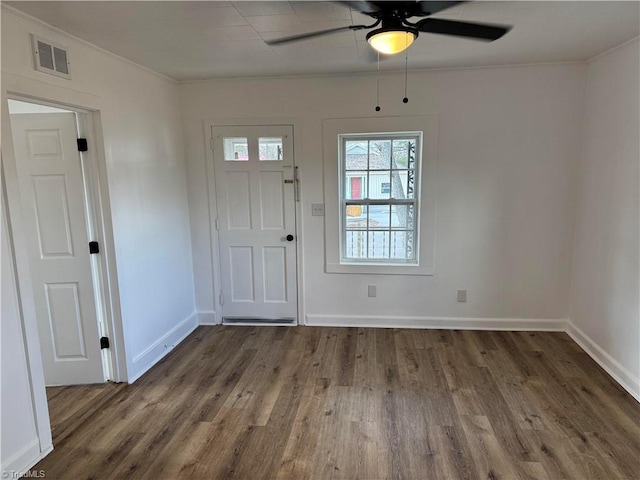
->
[403,41,409,104]
[375,51,381,112]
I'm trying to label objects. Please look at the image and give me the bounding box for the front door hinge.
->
[77,138,88,152]
[100,336,110,349]
[89,241,100,254]
[219,292,224,306]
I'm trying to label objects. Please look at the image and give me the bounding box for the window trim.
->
[338,132,423,265]
[322,115,438,276]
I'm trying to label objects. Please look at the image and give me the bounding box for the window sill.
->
[326,262,434,276]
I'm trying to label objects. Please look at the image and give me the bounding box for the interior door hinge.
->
[89,241,99,254]
[219,292,224,306]
[100,336,110,349]
[210,137,215,151]
[77,138,88,152]
[215,218,219,230]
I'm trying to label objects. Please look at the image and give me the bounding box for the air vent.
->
[31,34,71,79]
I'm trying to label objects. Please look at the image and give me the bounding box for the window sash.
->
[339,132,421,265]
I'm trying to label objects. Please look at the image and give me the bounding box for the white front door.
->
[10,113,104,385]
[212,125,297,323]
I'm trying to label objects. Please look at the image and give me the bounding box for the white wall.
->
[1,7,197,469]
[0,187,48,475]
[2,7,197,382]
[180,63,585,327]
[568,39,640,400]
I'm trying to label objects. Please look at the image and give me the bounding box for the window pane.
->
[391,139,416,169]
[368,204,391,228]
[345,172,368,200]
[259,137,283,161]
[391,204,414,229]
[368,231,390,259]
[369,140,392,170]
[345,205,378,228]
[393,169,416,199]
[345,230,367,259]
[223,137,248,161]
[391,231,415,260]
[345,141,368,170]
[370,172,392,200]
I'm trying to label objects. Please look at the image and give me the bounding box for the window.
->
[323,115,437,276]
[340,132,421,264]
[223,137,248,161]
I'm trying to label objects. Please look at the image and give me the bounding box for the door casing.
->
[3,93,127,382]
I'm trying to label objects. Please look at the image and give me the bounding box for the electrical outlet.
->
[457,290,467,303]
[368,285,377,297]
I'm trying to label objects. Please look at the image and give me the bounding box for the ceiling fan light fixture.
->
[366,27,417,55]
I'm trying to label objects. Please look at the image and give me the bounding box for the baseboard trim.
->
[566,321,640,403]
[1,438,42,477]
[198,311,218,325]
[305,314,567,331]
[128,312,198,383]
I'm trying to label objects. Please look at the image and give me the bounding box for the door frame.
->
[204,119,305,325]
[2,79,127,453]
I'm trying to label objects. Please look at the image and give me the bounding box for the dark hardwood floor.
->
[39,326,639,479]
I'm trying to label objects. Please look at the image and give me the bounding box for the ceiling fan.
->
[265,1,512,55]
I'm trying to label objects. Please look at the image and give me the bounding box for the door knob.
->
[286,234,294,241]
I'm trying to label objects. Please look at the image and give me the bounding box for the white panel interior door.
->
[10,113,104,385]
[213,125,297,322]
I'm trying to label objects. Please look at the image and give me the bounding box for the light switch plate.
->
[457,290,467,302]
[311,203,325,216]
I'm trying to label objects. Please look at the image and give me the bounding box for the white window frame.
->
[339,132,422,265]
[323,115,438,276]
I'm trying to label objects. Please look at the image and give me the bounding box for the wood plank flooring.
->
[38,326,640,479]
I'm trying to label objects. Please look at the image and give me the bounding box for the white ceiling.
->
[7,1,640,81]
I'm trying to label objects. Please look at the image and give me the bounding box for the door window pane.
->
[259,137,283,161]
[223,137,248,161]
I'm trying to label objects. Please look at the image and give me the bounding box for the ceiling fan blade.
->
[415,18,511,41]
[416,1,466,16]
[265,25,365,46]
[338,1,383,14]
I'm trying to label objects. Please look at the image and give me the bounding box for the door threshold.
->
[222,317,297,327]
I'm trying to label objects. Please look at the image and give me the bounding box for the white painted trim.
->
[2,91,53,455]
[305,314,567,331]
[221,322,297,328]
[198,311,219,325]
[128,313,198,383]
[179,61,587,84]
[566,321,640,403]
[0,438,41,477]
[587,35,640,63]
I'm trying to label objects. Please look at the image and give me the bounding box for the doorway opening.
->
[6,98,117,386]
